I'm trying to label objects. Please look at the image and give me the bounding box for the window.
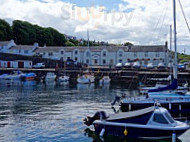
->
[61,51,64,55]
[86,59,89,64]
[48,52,53,56]
[43,52,46,55]
[110,59,114,65]
[156,52,160,57]
[119,59,122,63]
[145,52,148,57]
[165,113,174,124]
[153,113,168,124]
[75,57,78,61]
[24,50,28,54]
[86,51,90,57]
[119,51,123,57]
[103,51,106,57]
[103,59,106,64]
[95,59,98,64]
[134,52,137,57]
[75,50,78,55]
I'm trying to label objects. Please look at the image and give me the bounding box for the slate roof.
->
[10,45,35,51]
[0,41,10,46]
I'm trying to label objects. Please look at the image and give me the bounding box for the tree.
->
[0,19,12,41]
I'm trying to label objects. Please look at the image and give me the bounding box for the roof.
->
[35,45,167,53]
[10,45,35,51]
[107,106,154,120]
[0,41,10,46]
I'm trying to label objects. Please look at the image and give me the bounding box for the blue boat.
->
[84,106,190,139]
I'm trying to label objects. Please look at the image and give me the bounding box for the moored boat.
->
[99,76,111,85]
[77,74,95,84]
[84,106,190,139]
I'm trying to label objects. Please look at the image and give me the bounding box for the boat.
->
[57,75,70,82]
[3,70,24,80]
[84,105,190,139]
[45,72,56,82]
[0,74,9,79]
[157,62,166,69]
[99,76,111,85]
[21,73,37,81]
[77,74,95,84]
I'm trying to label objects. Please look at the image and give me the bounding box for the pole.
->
[173,0,178,79]
[170,25,172,83]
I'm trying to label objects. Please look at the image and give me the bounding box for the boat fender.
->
[99,128,105,137]
[123,128,128,136]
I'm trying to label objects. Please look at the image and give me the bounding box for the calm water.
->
[0,80,189,142]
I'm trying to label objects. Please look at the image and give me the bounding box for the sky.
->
[0,0,190,54]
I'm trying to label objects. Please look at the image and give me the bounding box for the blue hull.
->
[94,124,186,139]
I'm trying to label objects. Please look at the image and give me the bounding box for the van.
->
[33,63,45,68]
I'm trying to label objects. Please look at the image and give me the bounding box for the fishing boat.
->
[45,72,56,82]
[84,105,190,139]
[99,76,111,85]
[77,74,95,84]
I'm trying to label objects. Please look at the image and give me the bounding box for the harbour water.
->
[0,80,189,142]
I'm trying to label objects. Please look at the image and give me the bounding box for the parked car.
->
[178,64,186,71]
[33,63,45,68]
[133,61,140,69]
[147,63,154,69]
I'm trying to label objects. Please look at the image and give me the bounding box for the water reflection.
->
[0,80,189,142]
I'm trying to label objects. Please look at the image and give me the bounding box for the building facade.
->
[0,40,169,66]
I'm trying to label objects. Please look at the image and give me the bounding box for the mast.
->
[173,0,178,79]
[170,25,172,83]
[87,30,91,65]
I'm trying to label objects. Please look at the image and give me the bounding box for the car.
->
[33,63,45,68]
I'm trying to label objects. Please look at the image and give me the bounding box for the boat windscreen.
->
[165,112,175,124]
[153,113,168,124]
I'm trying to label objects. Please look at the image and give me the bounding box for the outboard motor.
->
[84,111,107,126]
[111,95,121,106]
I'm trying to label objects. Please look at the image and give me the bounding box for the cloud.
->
[0,0,190,54]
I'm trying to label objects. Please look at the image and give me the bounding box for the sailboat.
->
[120,0,190,114]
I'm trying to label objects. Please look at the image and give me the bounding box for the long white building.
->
[0,40,169,66]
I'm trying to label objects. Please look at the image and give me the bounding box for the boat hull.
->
[94,123,187,139]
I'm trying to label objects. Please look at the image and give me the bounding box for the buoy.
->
[124,128,128,136]
[99,128,105,137]
[172,133,176,142]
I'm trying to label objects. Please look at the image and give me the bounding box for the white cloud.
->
[0,0,190,54]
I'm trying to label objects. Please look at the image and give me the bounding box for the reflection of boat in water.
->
[21,73,37,81]
[99,76,111,85]
[77,83,94,90]
[84,105,190,139]
[77,74,95,84]
[45,72,56,82]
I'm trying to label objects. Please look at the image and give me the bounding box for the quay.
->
[0,67,190,86]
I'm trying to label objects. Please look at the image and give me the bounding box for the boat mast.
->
[173,0,178,80]
[170,25,172,83]
[87,30,91,66]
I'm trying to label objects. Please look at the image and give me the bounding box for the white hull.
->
[77,75,95,84]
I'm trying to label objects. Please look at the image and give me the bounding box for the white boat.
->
[77,74,95,84]
[3,71,24,80]
[57,75,69,82]
[45,72,56,82]
[99,76,111,85]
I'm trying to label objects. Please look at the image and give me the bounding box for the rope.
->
[178,0,190,34]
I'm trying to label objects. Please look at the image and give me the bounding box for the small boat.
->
[77,74,95,84]
[3,71,24,80]
[57,75,70,82]
[84,105,190,139]
[99,76,111,85]
[21,73,37,81]
[45,72,56,82]
[0,74,9,79]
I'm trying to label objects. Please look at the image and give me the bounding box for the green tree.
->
[0,19,12,41]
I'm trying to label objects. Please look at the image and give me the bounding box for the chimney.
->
[165,41,168,48]
[44,43,46,48]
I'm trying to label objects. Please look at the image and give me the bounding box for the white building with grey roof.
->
[35,42,169,66]
[0,40,169,66]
